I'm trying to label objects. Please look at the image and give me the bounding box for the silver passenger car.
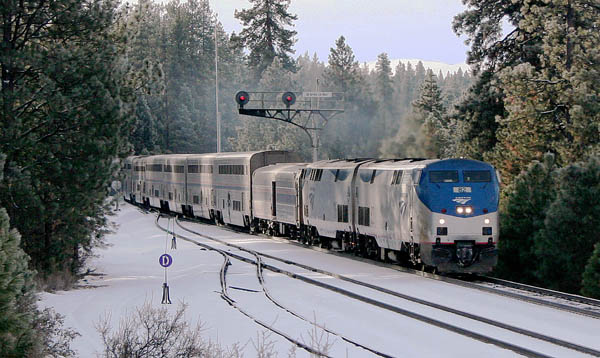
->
[124,151,301,228]
[252,163,308,236]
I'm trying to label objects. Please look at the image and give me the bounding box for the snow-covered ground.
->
[41,204,600,357]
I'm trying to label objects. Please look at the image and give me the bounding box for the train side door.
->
[296,170,304,226]
[271,181,277,217]
[226,192,231,223]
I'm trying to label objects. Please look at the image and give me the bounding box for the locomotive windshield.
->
[429,170,459,183]
[463,170,492,182]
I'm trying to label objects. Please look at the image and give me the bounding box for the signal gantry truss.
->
[235,91,345,162]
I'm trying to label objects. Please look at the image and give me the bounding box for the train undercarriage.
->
[127,197,496,274]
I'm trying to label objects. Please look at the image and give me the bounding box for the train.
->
[121,150,500,274]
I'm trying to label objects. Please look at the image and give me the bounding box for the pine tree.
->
[235,0,298,79]
[374,53,394,136]
[451,0,540,170]
[293,52,325,92]
[489,0,600,184]
[0,207,38,356]
[392,62,409,117]
[126,0,166,154]
[413,71,444,116]
[494,153,557,284]
[449,71,504,161]
[375,53,394,108]
[413,71,446,158]
[582,243,600,299]
[454,0,600,186]
[320,36,378,158]
[323,36,360,93]
[452,0,534,74]
[1,0,136,275]
[534,155,600,293]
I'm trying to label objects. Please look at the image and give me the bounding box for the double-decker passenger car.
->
[121,151,301,228]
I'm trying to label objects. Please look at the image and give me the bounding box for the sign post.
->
[159,254,173,268]
[160,216,174,304]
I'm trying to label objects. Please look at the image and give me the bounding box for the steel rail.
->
[175,218,595,358]
[476,276,600,307]
[240,224,600,320]
[155,215,331,358]
[158,215,395,357]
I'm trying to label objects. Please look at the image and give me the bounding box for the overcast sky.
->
[209,0,470,65]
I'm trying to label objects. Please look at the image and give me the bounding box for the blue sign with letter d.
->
[159,253,173,268]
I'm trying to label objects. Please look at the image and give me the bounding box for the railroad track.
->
[475,276,600,310]
[154,215,331,357]
[156,215,399,357]
[136,202,600,319]
[288,241,600,320]
[169,215,600,358]
[197,216,600,320]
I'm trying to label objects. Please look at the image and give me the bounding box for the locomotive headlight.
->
[484,218,490,224]
[456,207,464,214]
[465,207,473,214]
[439,219,445,225]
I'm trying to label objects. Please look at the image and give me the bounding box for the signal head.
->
[235,91,250,107]
[281,91,296,107]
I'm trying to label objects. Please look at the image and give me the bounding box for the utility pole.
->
[312,78,320,162]
[215,25,221,152]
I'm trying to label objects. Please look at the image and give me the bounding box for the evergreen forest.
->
[1,0,599,354]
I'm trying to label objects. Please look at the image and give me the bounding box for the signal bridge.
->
[235,91,344,162]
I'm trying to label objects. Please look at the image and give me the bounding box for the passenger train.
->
[121,150,500,273]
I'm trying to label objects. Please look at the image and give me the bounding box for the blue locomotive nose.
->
[416,159,500,217]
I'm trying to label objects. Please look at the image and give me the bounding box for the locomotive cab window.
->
[463,170,492,182]
[429,170,458,183]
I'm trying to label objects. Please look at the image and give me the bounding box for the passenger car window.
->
[463,170,491,182]
[429,170,458,183]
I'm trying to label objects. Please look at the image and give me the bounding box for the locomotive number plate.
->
[453,187,472,193]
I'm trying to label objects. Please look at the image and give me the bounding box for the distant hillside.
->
[364,58,470,77]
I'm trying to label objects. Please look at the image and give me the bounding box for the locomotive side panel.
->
[354,168,393,247]
[302,162,363,240]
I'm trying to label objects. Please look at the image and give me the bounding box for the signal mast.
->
[235,90,344,162]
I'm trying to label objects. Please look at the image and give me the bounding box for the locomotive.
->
[121,150,499,273]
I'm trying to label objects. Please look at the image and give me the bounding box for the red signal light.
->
[281,91,296,107]
[235,91,250,107]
